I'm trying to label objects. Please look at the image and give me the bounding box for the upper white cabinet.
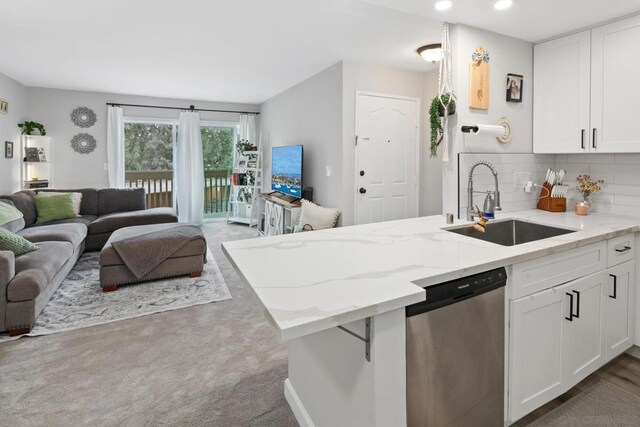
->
[591,15,640,152]
[534,15,640,153]
[533,31,591,153]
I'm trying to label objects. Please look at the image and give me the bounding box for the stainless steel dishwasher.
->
[406,268,506,427]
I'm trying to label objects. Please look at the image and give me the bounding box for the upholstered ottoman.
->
[99,223,207,292]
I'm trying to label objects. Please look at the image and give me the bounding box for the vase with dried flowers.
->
[575,175,604,215]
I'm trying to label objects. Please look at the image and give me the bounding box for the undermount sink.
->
[446,219,575,247]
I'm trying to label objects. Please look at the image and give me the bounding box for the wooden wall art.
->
[469,47,490,110]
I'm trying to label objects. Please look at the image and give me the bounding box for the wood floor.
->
[515,350,640,426]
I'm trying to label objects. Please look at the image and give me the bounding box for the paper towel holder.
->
[461,117,513,144]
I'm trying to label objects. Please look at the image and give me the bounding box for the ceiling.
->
[0,0,441,104]
[1,0,639,104]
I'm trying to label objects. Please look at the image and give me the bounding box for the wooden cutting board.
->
[469,60,490,110]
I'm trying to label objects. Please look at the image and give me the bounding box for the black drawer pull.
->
[581,129,585,149]
[592,128,597,149]
[615,246,632,253]
[565,292,574,321]
[609,274,617,299]
[572,290,580,319]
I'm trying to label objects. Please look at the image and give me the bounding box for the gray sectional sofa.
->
[0,188,177,336]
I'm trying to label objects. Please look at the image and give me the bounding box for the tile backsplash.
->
[458,153,640,218]
[555,154,640,217]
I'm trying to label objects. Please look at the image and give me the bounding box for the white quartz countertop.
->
[222,210,640,341]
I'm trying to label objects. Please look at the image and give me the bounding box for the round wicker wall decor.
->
[71,133,97,154]
[71,107,97,128]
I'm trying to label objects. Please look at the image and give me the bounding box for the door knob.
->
[359,188,367,194]
[360,170,365,176]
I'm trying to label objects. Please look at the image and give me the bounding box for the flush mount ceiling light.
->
[417,44,443,63]
[435,1,452,11]
[494,0,513,10]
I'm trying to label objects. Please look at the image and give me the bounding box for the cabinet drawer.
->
[607,234,635,268]
[511,242,607,299]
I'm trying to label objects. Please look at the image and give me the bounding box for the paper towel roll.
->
[470,124,507,138]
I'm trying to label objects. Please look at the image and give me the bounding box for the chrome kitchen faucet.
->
[467,161,502,221]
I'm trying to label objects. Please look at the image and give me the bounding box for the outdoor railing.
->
[124,169,231,215]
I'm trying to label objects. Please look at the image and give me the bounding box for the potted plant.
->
[236,139,254,153]
[17,121,47,136]
[429,94,456,158]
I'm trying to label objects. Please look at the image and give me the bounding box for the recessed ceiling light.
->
[417,44,443,63]
[494,0,512,10]
[435,1,452,11]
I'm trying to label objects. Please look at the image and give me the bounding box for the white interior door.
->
[355,93,419,225]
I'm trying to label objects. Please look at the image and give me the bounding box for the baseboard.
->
[284,378,315,427]
[626,345,640,360]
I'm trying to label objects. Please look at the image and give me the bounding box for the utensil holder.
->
[537,183,566,212]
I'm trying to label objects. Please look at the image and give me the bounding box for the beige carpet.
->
[0,221,297,426]
[528,380,640,427]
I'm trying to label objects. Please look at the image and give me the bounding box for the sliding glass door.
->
[124,118,236,220]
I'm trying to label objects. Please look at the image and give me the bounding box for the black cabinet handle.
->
[573,290,580,318]
[592,128,597,149]
[610,274,617,299]
[581,129,585,149]
[565,292,574,321]
[615,246,632,253]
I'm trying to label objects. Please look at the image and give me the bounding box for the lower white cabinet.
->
[509,260,635,422]
[604,261,636,361]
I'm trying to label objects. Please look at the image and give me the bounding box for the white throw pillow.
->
[37,192,83,217]
[297,199,340,231]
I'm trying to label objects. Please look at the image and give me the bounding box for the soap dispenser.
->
[482,192,495,219]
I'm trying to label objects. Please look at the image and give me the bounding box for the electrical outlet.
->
[104,163,108,171]
[326,166,332,177]
[514,173,533,191]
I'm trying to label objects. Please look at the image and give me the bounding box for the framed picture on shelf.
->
[24,147,40,162]
[237,158,248,168]
[506,73,523,102]
[5,141,13,158]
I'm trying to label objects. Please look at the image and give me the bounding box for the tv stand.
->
[258,193,302,237]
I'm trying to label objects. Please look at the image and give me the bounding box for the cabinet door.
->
[533,31,591,153]
[591,15,640,152]
[560,272,606,386]
[604,261,635,361]
[509,289,565,421]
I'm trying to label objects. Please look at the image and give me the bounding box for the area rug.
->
[528,380,640,426]
[1,249,230,340]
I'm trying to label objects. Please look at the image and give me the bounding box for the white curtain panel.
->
[239,113,256,143]
[176,111,204,225]
[106,106,125,187]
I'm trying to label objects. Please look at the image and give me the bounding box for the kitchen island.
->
[222,210,640,426]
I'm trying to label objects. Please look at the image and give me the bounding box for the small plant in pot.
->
[236,139,254,153]
[429,94,456,158]
[17,121,47,136]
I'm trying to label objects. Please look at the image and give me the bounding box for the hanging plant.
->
[429,94,456,158]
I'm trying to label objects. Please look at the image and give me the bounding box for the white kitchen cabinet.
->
[604,261,635,361]
[534,15,640,153]
[509,289,565,421]
[533,31,591,153]
[591,15,640,153]
[559,273,606,386]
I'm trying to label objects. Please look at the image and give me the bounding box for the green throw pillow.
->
[0,228,39,256]
[35,194,77,224]
[0,200,23,226]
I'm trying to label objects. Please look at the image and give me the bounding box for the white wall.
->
[341,61,442,225]
[26,87,259,188]
[0,73,27,194]
[443,25,534,215]
[260,63,344,214]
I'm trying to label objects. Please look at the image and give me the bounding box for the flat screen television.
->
[271,145,303,198]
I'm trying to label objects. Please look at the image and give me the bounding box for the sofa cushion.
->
[97,188,146,216]
[36,215,96,228]
[18,223,87,250]
[0,190,37,226]
[36,191,83,216]
[37,188,99,216]
[0,200,25,233]
[35,194,77,224]
[0,228,39,256]
[89,207,177,235]
[9,241,73,302]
